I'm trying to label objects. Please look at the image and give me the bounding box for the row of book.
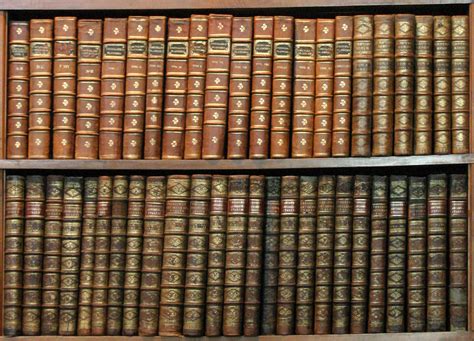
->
[4,172,467,336]
[7,14,469,160]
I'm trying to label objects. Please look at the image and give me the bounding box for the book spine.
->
[28,19,53,159]
[75,20,103,159]
[291,19,316,158]
[7,22,29,159]
[227,17,253,159]
[143,17,167,159]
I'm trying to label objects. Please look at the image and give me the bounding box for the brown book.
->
[28,19,53,159]
[52,17,77,159]
[98,18,128,159]
[227,17,253,159]
[143,17,167,159]
[123,17,150,159]
[270,17,294,158]
[75,19,103,159]
[7,21,29,159]
[291,19,316,158]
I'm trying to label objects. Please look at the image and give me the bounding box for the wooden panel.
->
[469,4,474,331]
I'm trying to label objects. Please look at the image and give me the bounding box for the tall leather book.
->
[414,16,433,155]
[332,175,353,334]
[314,175,336,334]
[159,175,191,335]
[372,15,394,156]
[270,17,294,158]
[367,176,388,333]
[277,176,299,334]
[295,176,317,334]
[331,17,353,157]
[4,175,25,336]
[99,18,128,159]
[138,176,166,336]
[123,17,150,159]
[386,175,408,332]
[227,17,253,159]
[249,17,273,159]
[183,175,212,336]
[7,21,29,159]
[448,174,468,330]
[75,19,103,159]
[22,175,45,335]
[122,176,146,335]
[350,175,371,333]
[427,174,448,331]
[407,177,427,332]
[52,17,77,159]
[451,16,469,154]
[183,15,208,159]
[28,19,53,159]
[161,19,190,159]
[205,175,228,336]
[351,16,373,157]
[261,176,281,335]
[143,17,167,159]
[313,19,335,157]
[243,175,265,336]
[291,19,316,158]
[59,177,83,335]
[201,14,233,159]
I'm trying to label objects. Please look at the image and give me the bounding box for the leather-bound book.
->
[41,175,64,335]
[4,175,25,336]
[201,14,233,159]
[138,176,166,336]
[183,15,208,159]
[386,175,408,332]
[448,174,468,330]
[106,176,129,335]
[372,15,394,156]
[351,16,373,157]
[143,17,167,159]
[7,21,29,159]
[350,175,371,333]
[122,176,146,335]
[367,176,388,333]
[99,18,127,159]
[52,17,77,159]
[123,17,149,159]
[332,175,353,334]
[75,19,103,159]
[414,16,433,155]
[243,175,265,336]
[249,17,273,158]
[407,177,427,332]
[159,175,191,335]
[205,175,228,336]
[28,19,53,159]
[433,16,451,154]
[291,19,316,158]
[183,175,212,336]
[161,19,190,159]
[261,176,281,335]
[277,176,299,334]
[427,174,448,331]
[295,176,317,334]
[314,175,336,334]
[451,16,469,154]
[270,16,294,158]
[313,19,335,157]
[59,177,83,335]
[331,17,353,157]
[227,17,253,159]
